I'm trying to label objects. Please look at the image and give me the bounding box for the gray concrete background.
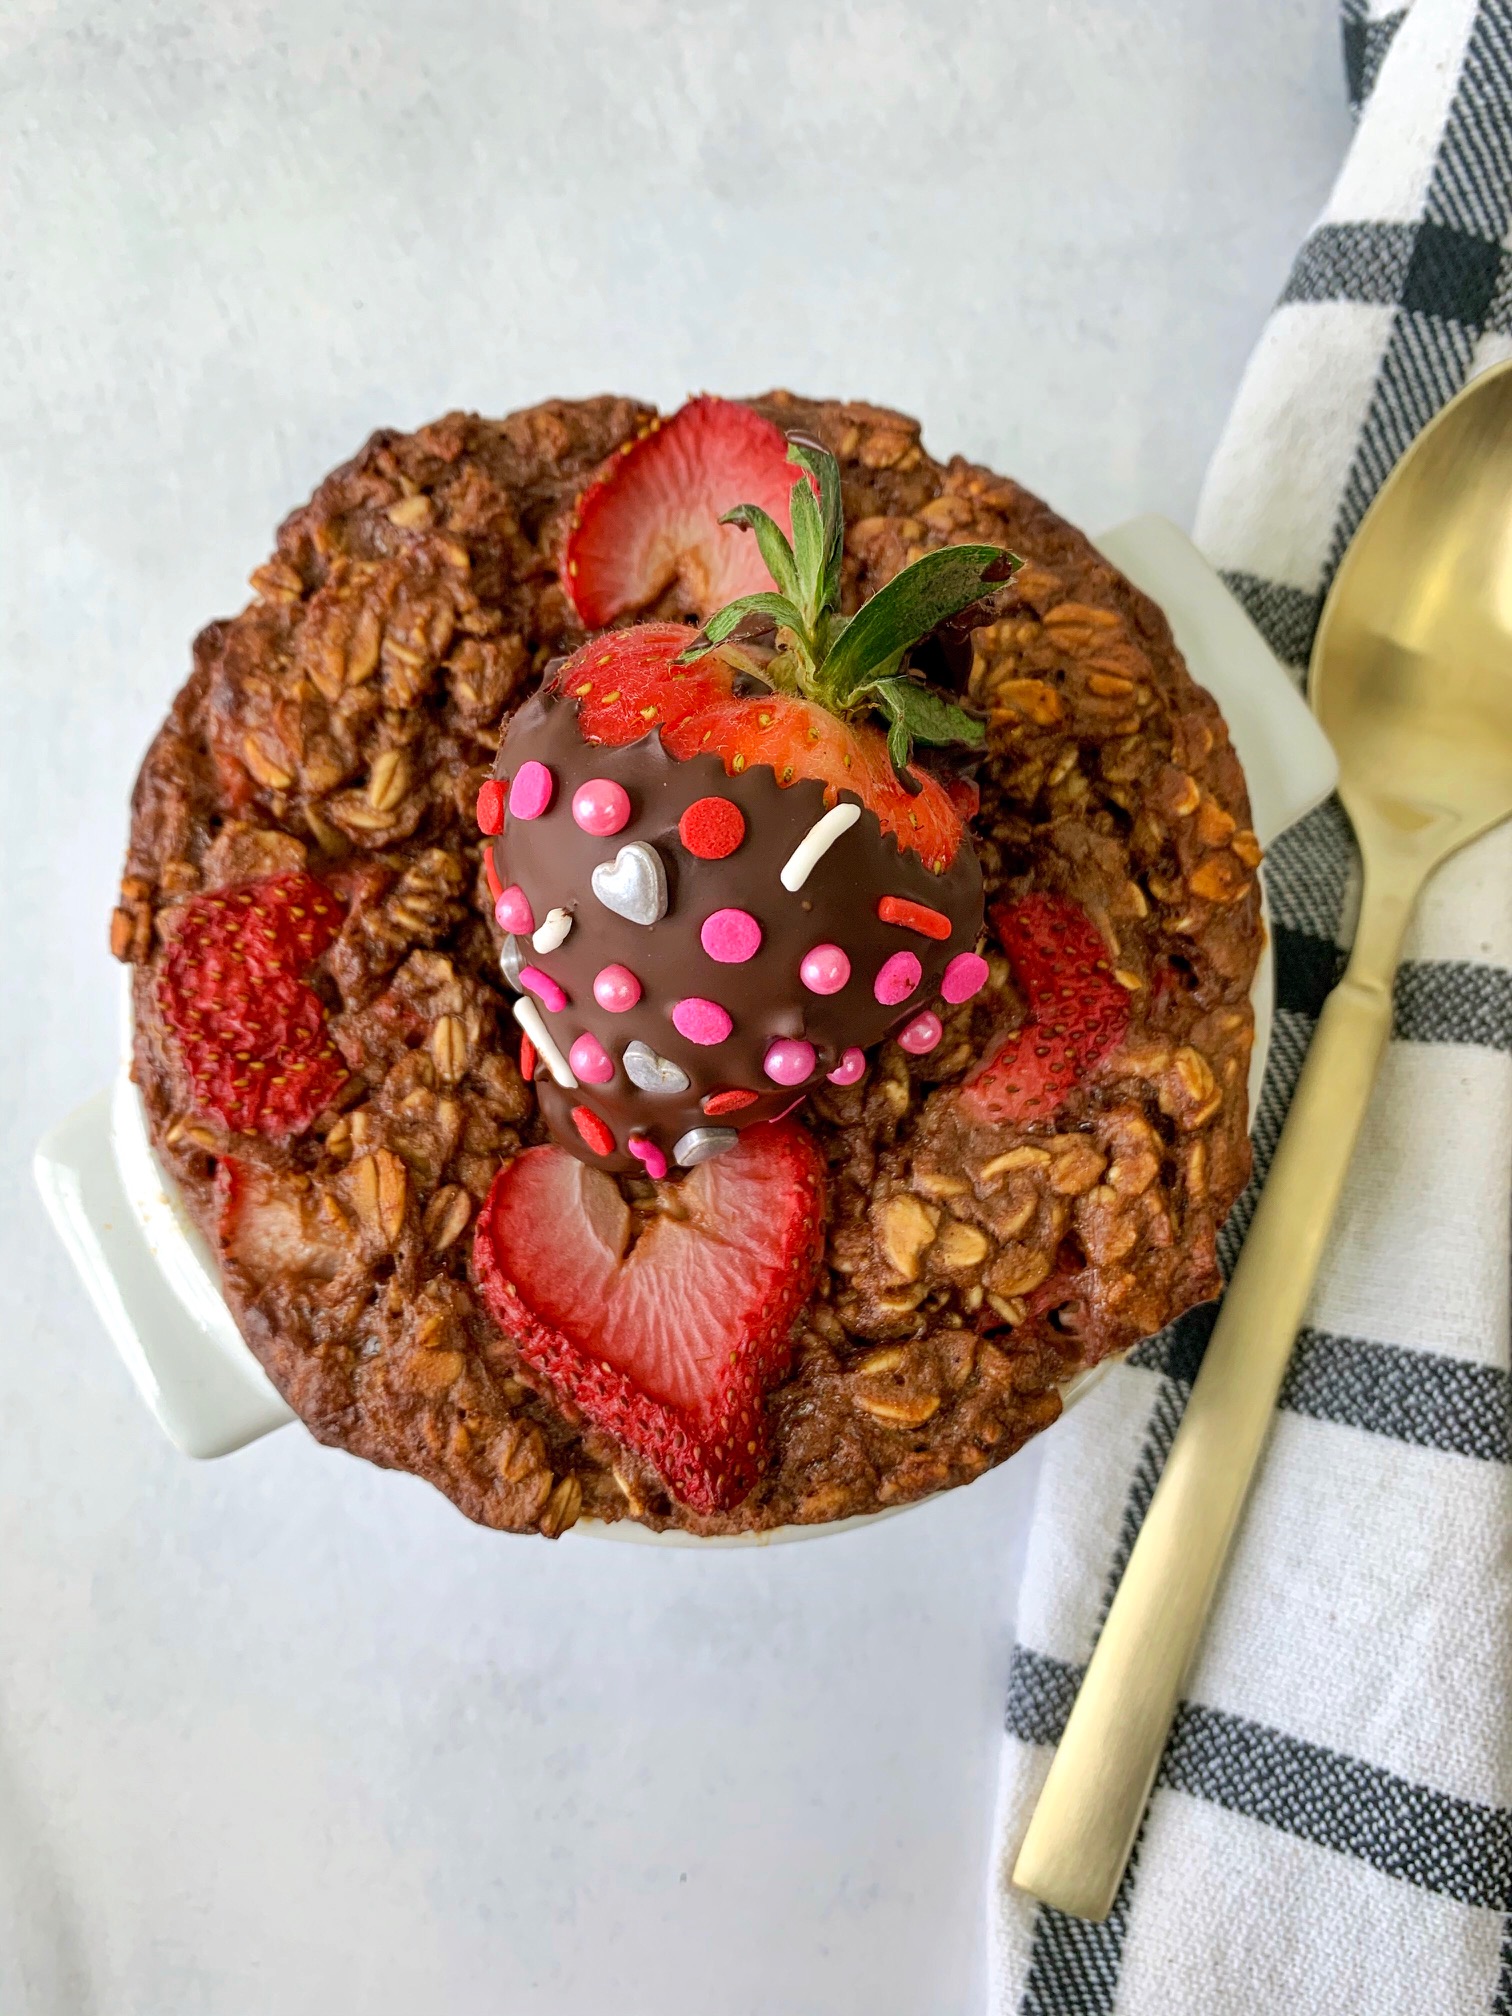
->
[1,5,1348,2012]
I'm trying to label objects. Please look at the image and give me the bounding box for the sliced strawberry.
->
[473,1121,826,1514]
[961,895,1130,1126]
[562,396,805,628]
[157,873,348,1139]
[553,625,970,869]
[216,1158,350,1286]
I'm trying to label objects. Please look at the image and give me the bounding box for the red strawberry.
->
[564,623,971,867]
[491,431,1013,1179]
[473,1121,826,1513]
[556,620,733,747]
[960,895,1130,1126]
[157,873,348,1139]
[217,1157,349,1286]
[563,396,807,628]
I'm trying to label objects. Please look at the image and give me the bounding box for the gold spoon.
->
[1012,356,1512,1921]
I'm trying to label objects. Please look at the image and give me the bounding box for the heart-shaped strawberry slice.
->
[561,395,805,628]
[473,1121,826,1513]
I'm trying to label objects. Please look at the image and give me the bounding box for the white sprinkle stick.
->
[513,995,577,1089]
[779,801,861,892]
[532,906,573,954]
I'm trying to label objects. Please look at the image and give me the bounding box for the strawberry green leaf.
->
[818,544,1019,702]
[869,677,987,768]
[785,436,844,607]
[719,504,800,606]
[787,476,825,622]
[676,592,809,661]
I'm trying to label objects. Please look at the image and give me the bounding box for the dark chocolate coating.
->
[491,685,983,1171]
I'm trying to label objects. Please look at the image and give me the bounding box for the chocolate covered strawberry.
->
[483,414,1017,1173]
[157,873,347,1138]
[475,1120,825,1513]
[961,895,1131,1125]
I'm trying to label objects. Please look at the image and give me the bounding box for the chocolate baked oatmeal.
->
[113,391,1262,1537]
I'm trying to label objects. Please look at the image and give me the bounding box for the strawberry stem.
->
[679,436,1019,766]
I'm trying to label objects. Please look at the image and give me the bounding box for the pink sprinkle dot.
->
[827,1047,866,1087]
[571,777,631,837]
[763,1038,816,1086]
[508,760,555,821]
[593,963,641,1013]
[519,965,567,1014]
[700,907,762,964]
[672,997,733,1046]
[898,1010,943,1055]
[494,884,535,936]
[799,943,851,995]
[941,952,990,1004]
[627,1136,669,1180]
[874,950,922,1006]
[568,1031,615,1084]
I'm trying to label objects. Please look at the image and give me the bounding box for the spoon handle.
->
[1011,880,1412,1921]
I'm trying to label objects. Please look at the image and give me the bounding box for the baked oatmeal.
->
[114,391,1261,1536]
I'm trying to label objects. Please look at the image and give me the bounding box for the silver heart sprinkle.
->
[590,841,667,927]
[532,907,573,954]
[623,1039,690,1096]
[672,1126,739,1167]
[499,934,527,990]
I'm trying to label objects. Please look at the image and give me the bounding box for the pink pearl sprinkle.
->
[799,943,851,995]
[874,950,922,1006]
[494,884,535,936]
[593,963,641,1013]
[898,1010,943,1055]
[627,1135,668,1180]
[827,1047,866,1087]
[571,777,631,837]
[941,951,990,1004]
[700,907,762,964]
[672,997,733,1046]
[568,1031,614,1084]
[518,965,567,1014]
[763,1038,816,1086]
[508,760,555,821]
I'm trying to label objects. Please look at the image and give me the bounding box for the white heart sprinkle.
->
[779,801,861,892]
[499,934,526,990]
[672,1126,739,1167]
[623,1040,690,1095]
[532,907,573,954]
[591,841,668,926]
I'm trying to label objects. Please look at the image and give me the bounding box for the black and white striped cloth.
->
[990,1,1512,2008]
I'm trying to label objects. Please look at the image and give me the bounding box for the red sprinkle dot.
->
[679,796,746,860]
[571,1105,615,1157]
[476,778,506,835]
[878,895,953,941]
[484,847,503,904]
[518,1033,537,1081]
[702,1087,759,1117]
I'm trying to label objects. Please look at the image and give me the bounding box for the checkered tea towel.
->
[989,1,1512,2009]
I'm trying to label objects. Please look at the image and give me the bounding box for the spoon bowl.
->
[1314,357,1512,864]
